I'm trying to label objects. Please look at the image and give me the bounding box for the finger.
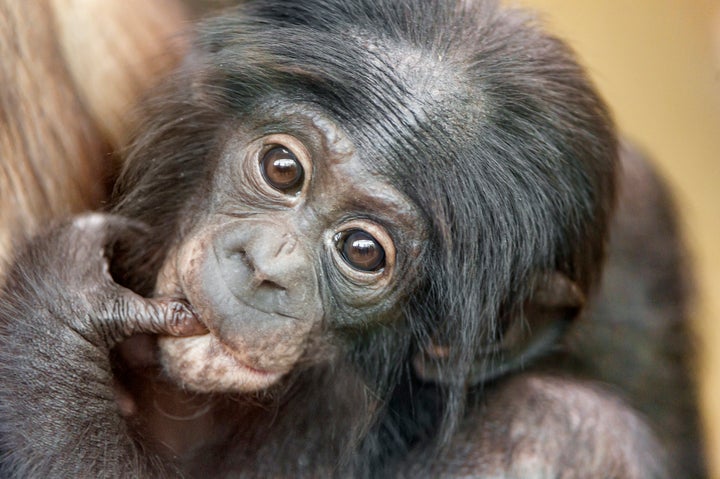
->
[98,293,208,347]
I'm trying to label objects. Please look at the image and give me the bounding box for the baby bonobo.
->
[0,0,704,477]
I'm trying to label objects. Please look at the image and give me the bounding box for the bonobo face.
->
[154,106,425,393]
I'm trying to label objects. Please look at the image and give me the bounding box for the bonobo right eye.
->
[260,146,304,193]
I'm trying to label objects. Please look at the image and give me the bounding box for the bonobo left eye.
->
[336,229,386,272]
[329,221,396,284]
[261,146,304,193]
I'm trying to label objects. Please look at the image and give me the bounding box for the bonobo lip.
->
[157,332,288,393]
[170,286,292,378]
[215,337,287,378]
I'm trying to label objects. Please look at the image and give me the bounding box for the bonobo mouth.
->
[157,333,287,393]
[153,282,294,392]
[178,287,295,377]
[152,236,313,393]
[170,291,289,378]
[215,336,285,378]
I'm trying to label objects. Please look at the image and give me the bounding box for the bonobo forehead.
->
[313,32,487,186]
[331,33,479,155]
[205,14,482,186]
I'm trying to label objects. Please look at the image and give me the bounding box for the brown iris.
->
[339,229,386,272]
[261,146,304,193]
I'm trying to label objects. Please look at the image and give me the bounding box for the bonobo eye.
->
[336,229,386,272]
[261,146,304,193]
[329,221,396,283]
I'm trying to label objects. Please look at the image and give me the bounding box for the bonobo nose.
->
[228,247,286,291]
[215,223,315,315]
[228,233,298,288]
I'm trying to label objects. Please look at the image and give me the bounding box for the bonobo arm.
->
[0,214,204,478]
[405,374,669,479]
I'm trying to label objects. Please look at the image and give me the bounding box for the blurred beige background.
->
[514,0,720,476]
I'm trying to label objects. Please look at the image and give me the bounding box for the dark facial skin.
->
[153,108,425,392]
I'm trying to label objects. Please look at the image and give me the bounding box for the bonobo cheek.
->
[154,221,324,393]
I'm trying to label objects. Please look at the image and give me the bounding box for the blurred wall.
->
[513,0,720,476]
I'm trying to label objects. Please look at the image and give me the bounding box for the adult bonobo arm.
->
[0,214,205,477]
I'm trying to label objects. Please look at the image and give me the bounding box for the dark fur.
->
[115,0,615,449]
[0,0,704,477]
[563,143,706,477]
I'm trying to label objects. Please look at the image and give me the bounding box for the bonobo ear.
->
[413,272,585,386]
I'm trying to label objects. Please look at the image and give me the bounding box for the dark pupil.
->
[261,146,303,191]
[341,230,385,272]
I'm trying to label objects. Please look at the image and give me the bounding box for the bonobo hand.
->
[2,213,205,348]
[0,213,205,477]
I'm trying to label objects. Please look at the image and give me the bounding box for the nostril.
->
[229,249,255,273]
[258,279,285,292]
[227,247,288,293]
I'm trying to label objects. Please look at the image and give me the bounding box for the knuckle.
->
[71,212,111,233]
